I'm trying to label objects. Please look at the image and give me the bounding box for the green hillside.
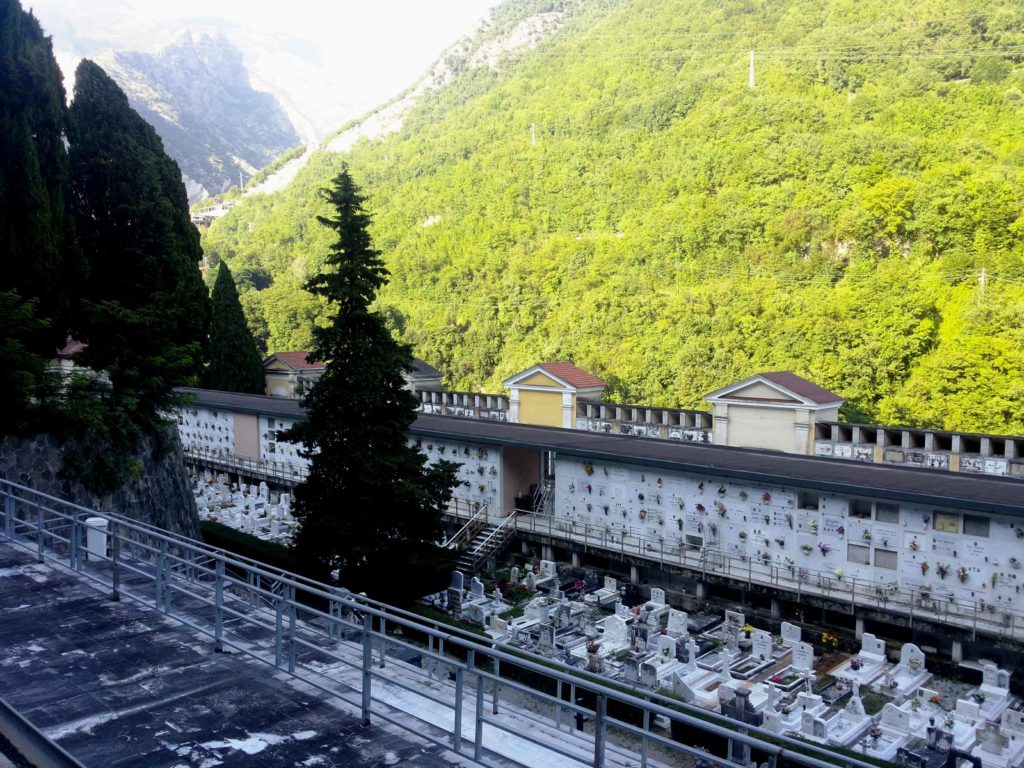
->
[202,0,1024,434]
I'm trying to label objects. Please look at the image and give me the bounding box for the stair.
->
[454,520,515,575]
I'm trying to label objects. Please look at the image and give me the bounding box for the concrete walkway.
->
[0,543,454,767]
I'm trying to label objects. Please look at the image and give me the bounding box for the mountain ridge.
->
[201,0,1024,435]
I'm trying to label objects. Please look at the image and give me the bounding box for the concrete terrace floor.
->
[0,542,454,768]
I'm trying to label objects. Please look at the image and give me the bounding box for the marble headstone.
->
[793,641,814,673]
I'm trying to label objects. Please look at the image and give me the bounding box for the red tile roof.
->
[56,335,87,358]
[265,352,324,371]
[759,371,842,405]
[537,362,605,389]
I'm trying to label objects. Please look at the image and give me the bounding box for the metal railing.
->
[443,504,488,549]
[0,478,880,768]
[443,504,1024,643]
[183,444,309,485]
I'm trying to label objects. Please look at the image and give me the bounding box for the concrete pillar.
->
[855,616,865,640]
[542,544,554,562]
[630,564,639,584]
[951,640,963,663]
[770,598,782,620]
[695,582,707,600]
[571,552,580,568]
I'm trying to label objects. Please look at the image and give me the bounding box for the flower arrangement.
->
[837,526,845,537]
[696,503,706,513]
[937,563,949,578]
[583,463,594,475]
[800,543,813,554]
[738,531,748,540]
[739,490,748,500]
[930,694,943,705]
[908,657,922,671]
[1010,557,1021,569]
[763,514,771,525]
[834,568,844,580]
[862,530,872,541]
[775,537,786,547]
[818,542,832,555]
[717,485,727,495]
[638,509,647,521]
[920,561,930,575]
[850,657,864,671]
[784,557,795,571]
[809,520,819,533]
[909,538,920,551]
[820,632,839,652]
[762,551,771,563]
[958,566,969,583]
[741,623,754,637]
[762,491,772,502]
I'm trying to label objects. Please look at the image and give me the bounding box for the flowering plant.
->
[818,542,832,555]
[834,568,844,580]
[850,657,864,671]
[820,632,839,652]
[958,566,969,583]
[763,491,772,502]
[583,463,594,475]
[920,561,930,574]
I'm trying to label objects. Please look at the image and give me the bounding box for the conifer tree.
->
[68,60,209,433]
[65,60,209,489]
[286,166,457,601]
[207,260,266,393]
[0,0,82,435]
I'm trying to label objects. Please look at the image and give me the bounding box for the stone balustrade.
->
[417,390,509,421]
[814,422,1024,480]
[575,399,713,443]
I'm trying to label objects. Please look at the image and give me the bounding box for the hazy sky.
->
[31,0,500,135]
[128,0,500,100]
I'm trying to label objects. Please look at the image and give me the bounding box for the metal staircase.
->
[454,513,517,575]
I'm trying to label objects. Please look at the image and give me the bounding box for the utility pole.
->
[531,122,536,146]
[749,50,755,89]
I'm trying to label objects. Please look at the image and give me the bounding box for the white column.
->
[508,389,520,423]
[561,391,574,429]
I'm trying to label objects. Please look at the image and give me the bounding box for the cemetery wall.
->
[0,427,200,538]
[552,455,1024,616]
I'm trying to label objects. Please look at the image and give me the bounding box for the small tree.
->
[285,166,456,602]
[207,261,266,393]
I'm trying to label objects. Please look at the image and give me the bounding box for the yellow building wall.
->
[727,406,795,452]
[519,390,564,427]
[519,372,561,387]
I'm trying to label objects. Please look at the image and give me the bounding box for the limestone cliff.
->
[0,427,200,539]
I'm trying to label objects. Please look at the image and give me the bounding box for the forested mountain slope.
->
[202,0,1024,434]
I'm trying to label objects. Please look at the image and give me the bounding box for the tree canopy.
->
[207,260,266,394]
[203,0,1024,435]
[63,59,210,489]
[0,0,81,435]
[285,166,457,602]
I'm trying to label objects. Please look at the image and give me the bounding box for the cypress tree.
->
[285,166,457,602]
[207,260,266,393]
[0,0,82,435]
[64,60,209,489]
[68,59,209,433]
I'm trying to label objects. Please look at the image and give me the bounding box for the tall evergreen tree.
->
[207,260,266,393]
[285,166,457,601]
[68,60,209,433]
[64,60,209,489]
[0,0,82,435]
